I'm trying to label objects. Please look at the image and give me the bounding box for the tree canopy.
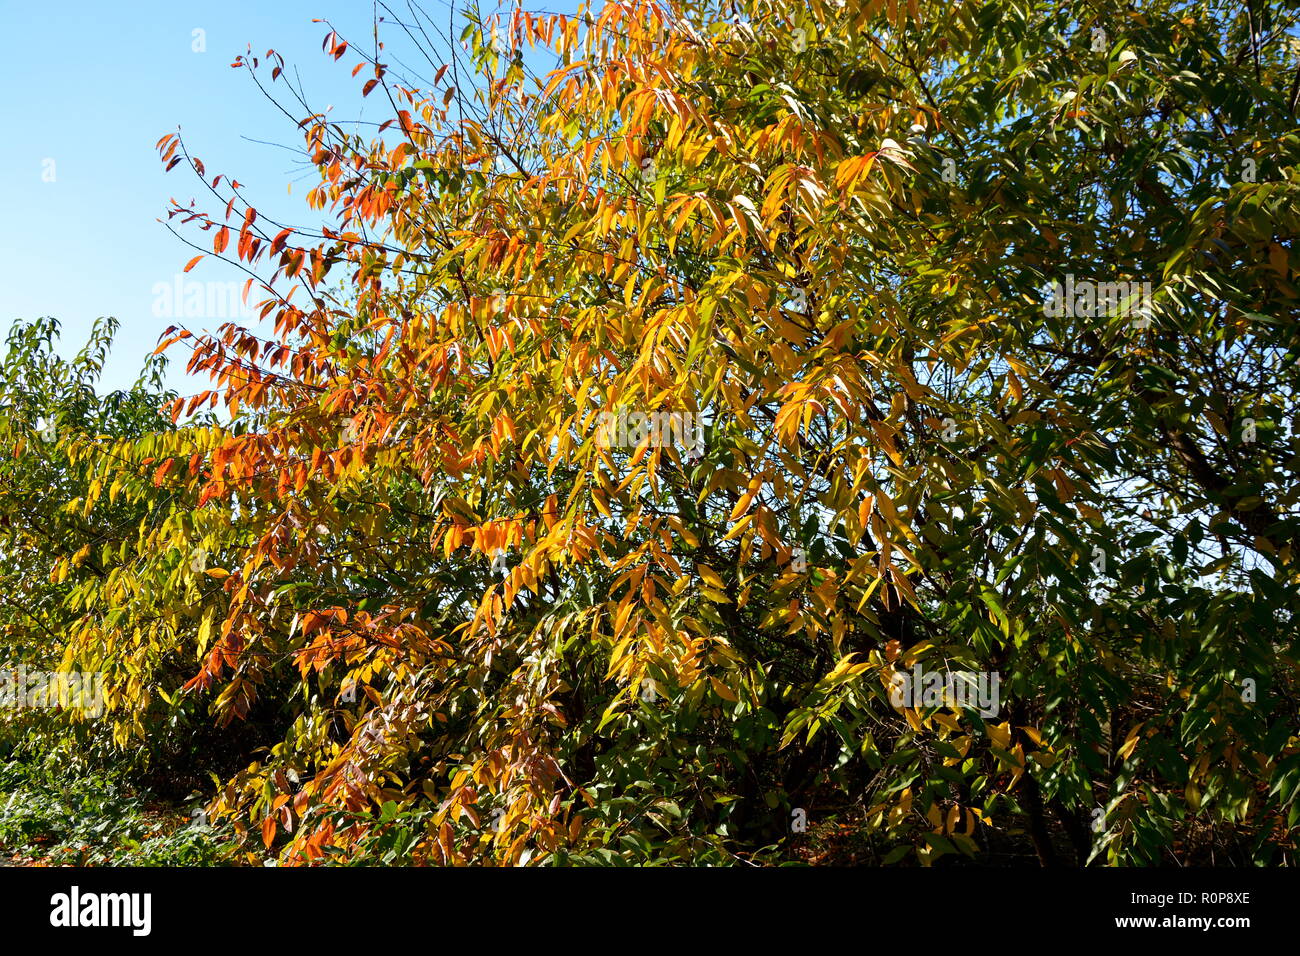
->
[4,0,1299,865]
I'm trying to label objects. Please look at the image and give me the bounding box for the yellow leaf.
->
[697,564,725,589]
[710,677,738,701]
[1117,724,1143,760]
[723,512,754,541]
[728,489,756,522]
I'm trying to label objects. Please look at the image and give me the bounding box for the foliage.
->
[0,318,272,790]
[6,0,1300,865]
[0,750,236,866]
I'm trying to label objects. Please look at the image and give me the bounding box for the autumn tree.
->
[32,0,1299,864]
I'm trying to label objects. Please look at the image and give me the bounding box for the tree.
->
[47,0,1300,864]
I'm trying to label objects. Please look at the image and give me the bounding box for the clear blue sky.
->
[0,0,542,395]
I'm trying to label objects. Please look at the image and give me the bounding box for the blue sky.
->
[0,0,535,395]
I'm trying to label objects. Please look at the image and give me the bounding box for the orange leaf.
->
[183,255,203,273]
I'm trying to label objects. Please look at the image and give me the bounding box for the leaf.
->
[697,563,726,589]
[710,677,738,702]
[881,844,912,864]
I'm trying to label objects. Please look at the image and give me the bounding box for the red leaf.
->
[214,227,230,254]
